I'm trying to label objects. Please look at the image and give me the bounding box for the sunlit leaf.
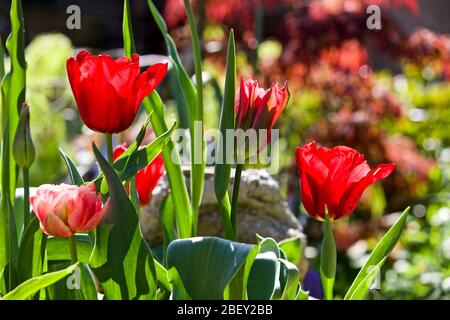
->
[344,207,410,300]
[279,235,304,266]
[59,148,84,186]
[167,237,253,300]
[182,0,205,234]
[1,0,27,203]
[125,1,192,238]
[214,30,236,240]
[90,143,157,300]
[1,263,78,300]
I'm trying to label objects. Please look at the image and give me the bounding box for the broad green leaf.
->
[143,93,193,238]
[214,30,236,240]
[259,237,281,257]
[279,235,304,266]
[2,0,27,203]
[228,245,259,300]
[17,216,46,283]
[59,148,84,186]
[122,0,136,58]
[347,256,387,300]
[247,251,279,300]
[90,144,157,300]
[182,0,205,235]
[46,235,92,264]
[2,263,78,300]
[279,259,300,300]
[167,237,253,300]
[344,207,410,300]
[320,213,336,300]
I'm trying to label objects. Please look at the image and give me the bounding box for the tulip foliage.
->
[0,0,410,300]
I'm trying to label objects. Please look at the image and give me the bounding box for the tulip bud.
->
[13,103,36,169]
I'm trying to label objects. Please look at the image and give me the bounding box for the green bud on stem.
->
[13,103,36,169]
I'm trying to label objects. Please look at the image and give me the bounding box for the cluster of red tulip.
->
[30,50,394,243]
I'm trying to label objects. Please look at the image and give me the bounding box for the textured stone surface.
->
[140,167,305,245]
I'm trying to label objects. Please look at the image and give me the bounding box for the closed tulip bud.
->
[13,103,36,169]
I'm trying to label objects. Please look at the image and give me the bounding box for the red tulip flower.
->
[234,78,289,160]
[66,50,168,134]
[113,145,165,205]
[295,141,395,221]
[30,183,109,237]
[236,77,289,132]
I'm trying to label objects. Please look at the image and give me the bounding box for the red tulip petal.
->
[337,163,395,220]
[113,144,128,160]
[136,154,165,205]
[81,199,110,231]
[137,63,168,106]
[45,214,73,238]
[75,50,92,64]
[296,143,329,219]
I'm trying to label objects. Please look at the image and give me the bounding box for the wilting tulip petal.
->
[66,50,168,134]
[295,141,394,221]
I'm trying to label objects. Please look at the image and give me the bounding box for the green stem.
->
[320,212,336,300]
[68,236,81,300]
[105,134,114,164]
[218,198,235,241]
[23,167,30,228]
[68,236,78,265]
[230,164,243,240]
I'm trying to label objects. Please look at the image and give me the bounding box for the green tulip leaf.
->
[1,263,78,300]
[247,251,280,300]
[279,235,304,266]
[214,30,236,240]
[1,0,26,206]
[17,216,47,283]
[122,0,136,58]
[124,2,193,237]
[167,237,253,300]
[347,256,387,300]
[344,207,410,300]
[59,148,84,186]
[90,143,157,300]
[279,259,300,300]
